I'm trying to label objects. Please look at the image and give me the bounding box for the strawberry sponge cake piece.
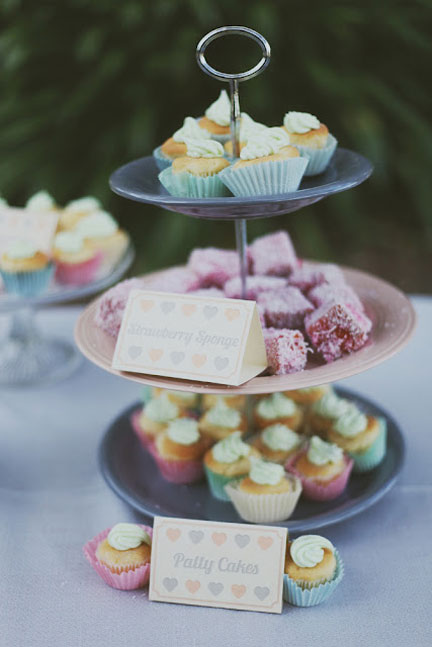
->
[305,300,372,363]
[307,283,364,313]
[248,230,298,276]
[264,328,309,375]
[257,287,314,329]
[288,262,346,292]
[144,266,200,293]
[94,277,146,338]
[187,247,240,287]
[224,275,287,300]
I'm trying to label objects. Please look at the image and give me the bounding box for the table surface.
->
[1,297,431,647]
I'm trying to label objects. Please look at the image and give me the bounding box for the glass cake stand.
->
[0,243,134,387]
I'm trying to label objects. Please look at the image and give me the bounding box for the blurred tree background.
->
[0,0,431,291]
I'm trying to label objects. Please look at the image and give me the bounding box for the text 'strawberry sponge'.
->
[224,275,287,300]
[264,328,308,374]
[258,287,314,329]
[248,230,298,276]
[305,301,372,362]
[187,247,241,287]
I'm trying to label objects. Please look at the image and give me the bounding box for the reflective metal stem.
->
[235,219,248,299]
[229,78,241,159]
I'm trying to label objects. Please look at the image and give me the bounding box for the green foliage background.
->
[0,0,431,291]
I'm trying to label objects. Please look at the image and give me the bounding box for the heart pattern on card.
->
[211,532,227,546]
[128,345,142,360]
[140,300,154,312]
[182,304,196,317]
[203,305,218,320]
[170,351,185,365]
[208,582,224,596]
[148,348,163,362]
[192,354,206,368]
[188,530,204,544]
[162,577,178,592]
[235,534,250,549]
[231,584,246,599]
[186,580,200,594]
[166,528,181,542]
[225,308,240,322]
[257,536,273,551]
[160,301,175,315]
[214,357,229,371]
[254,586,270,601]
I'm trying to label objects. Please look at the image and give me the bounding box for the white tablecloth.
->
[1,297,431,647]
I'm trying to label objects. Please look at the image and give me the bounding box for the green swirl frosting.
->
[144,395,178,422]
[205,89,231,126]
[261,424,301,452]
[165,389,197,404]
[54,231,84,254]
[249,457,285,486]
[240,112,267,141]
[290,534,334,568]
[207,403,241,429]
[312,391,351,419]
[184,138,224,158]
[173,117,211,143]
[6,240,38,259]
[283,111,320,134]
[307,435,343,466]
[296,384,330,395]
[240,127,291,161]
[107,523,151,551]
[167,418,200,445]
[65,196,101,214]
[212,431,250,464]
[76,211,118,238]
[26,190,55,212]
[334,404,367,437]
[257,393,297,420]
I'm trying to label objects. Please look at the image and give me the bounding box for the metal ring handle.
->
[196,26,271,82]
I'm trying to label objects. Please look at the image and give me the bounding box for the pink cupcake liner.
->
[285,450,353,501]
[149,445,204,484]
[83,525,153,590]
[55,251,103,286]
[130,409,155,451]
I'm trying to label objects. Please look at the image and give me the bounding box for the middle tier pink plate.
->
[74,264,416,394]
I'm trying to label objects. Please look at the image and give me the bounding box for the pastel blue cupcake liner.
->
[219,156,308,197]
[350,418,387,473]
[204,464,244,502]
[283,549,344,607]
[295,134,338,176]
[141,386,152,405]
[158,167,230,198]
[0,262,54,297]
[152,146,172,171]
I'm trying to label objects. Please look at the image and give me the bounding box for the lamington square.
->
[248,231,298,276]
[264,328,308,375]
[257,287,314,329]
[307,283,364,312]
[187,247,240,287]
[224,275,287,300]
[288,262,346,292]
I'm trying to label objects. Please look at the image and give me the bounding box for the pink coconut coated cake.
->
[145,266,201,293]
[94,277,146,338]
[288,262,346,292]
[258,287,314,329]
[187,247,241,287]
[307,283,364,312]
[224,275,287,300]
[264,328,309,375]
[248,230,298,276]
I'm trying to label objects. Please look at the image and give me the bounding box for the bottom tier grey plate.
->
[99,388,405,532]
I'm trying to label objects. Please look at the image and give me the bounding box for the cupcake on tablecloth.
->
[254,392,303,431]
[84,522,152,590]
[283,534,344,606]
[202,393,247,412]
[130,394,179,449]
[153,117,212,170]
[307,388,351,436]
[53,231,102,285]
[285,435,353,501]
[159,138,230,198]
[204,431,260,501]
[197,89,231,142]
[0,240,53,297]
[327,403,387,473]
[199,400,247,442]
[225,457,302,523]
[282,111,337,176]
[58,196,102,231]
[75,210,129,270]
[151,417,210,484]
[251,423,304,464]
[219,126,308,197]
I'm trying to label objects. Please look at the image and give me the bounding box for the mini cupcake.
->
[58,196,102,231]
[204,431,260,501]
[25,190,58,213]
[223,112,267,158]
[154,117,212,170]
[75,210,129,270]
[198,90,231,142]
[151,418,210,484]
[254,392,303,431]
[0,240,53,297]
[283,534,344,606]
[225,457,302,523]
[282,111,337,176]
[202,393,246,412]
[285,435,353,501]
[284,384,331,406]
[307,389,351,436]
[327,404,387,473]
[159,138,230,198]
[251,424,304,464]
[83,522,152,590]
[198,400,247,442]
[152,388,200,413]
[131,395,179,449]
[219,127,308,197]
[53,231,102,285]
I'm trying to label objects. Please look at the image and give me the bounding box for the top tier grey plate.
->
[109,148,373,220]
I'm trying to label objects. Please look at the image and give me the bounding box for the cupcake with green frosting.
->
[284,384,330,406]
[254,392,303,432]
[153,116,212,170]
[282,111,338,176]
[327,404,387,473]
[152,387,200,414]
[158,138,230,198]
[225,457,302,523]
[130,395,179,449]
[151,418,210,483]
[251,423,304,464]
[307,389,351,436]
[203,432,261,501]
[199,401,247,442]
[283,534,344,606]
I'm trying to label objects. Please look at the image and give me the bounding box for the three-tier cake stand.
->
[75,27,416,531]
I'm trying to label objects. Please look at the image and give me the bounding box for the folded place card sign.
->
[149,517,287,614]
[112,290,268,386]
[0,206,59,254]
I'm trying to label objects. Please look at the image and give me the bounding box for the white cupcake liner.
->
[152,146,172,171]
[158,167,230,198]
[295,134,338,176]
[283,550,344,606]
[224,474,302,523]
[219,157,308,197]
